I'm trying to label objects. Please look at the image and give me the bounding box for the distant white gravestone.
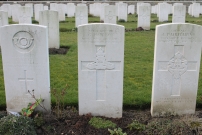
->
[67,3,75,17]
[18,6,32,24]
[0,11,8,26]
[118,3,128,22]
[158,3,169,22]
[34,4,44,21]
[25,3,34,17]
[78,24,125,118]
[138,5,151,30]
[128,5,135,14]
[75,6,88,27]
[0,24,51,112]
[1,4,11,18]
[104,5,117,24]
[151,23,202,117]
[39,10,60,49]
[172,5,186,23]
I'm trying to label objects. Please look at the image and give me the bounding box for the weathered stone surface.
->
[104,5,116,24]
[172,5,186,23]
[18,6,32,24]
[78,24,125,118]
[138,5,151,30]
[151,23,202,116]
[39,10,60,49]
[0,11,8,27]
[0,24,51,112]
[34,4,44,21]
[75,6,88,27]
[118,3,127,22]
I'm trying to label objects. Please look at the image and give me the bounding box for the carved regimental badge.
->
[12,31,34,53]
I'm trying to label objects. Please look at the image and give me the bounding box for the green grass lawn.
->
[1,14,202,109]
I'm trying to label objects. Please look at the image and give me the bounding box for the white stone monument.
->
[34,4,44,21]
[104,5,117,24]
[67,3,75,17]
[44,6,49,10]
[77,3,86,7]
[158,3,169,22]
[25,3,34,17]
[128,5,135,14]
[0,11,8,27]
[100,3,109,22]
[50,3,58,11]
[1,4,11,18]
[78,23,125,118]
[18,6,32,24]
[118,3,128,22]
[57,4,66,21]
[151,23,202,116]
[12,4,21,22]
[192,3,200,17]
[172,5,186,23]
[0,24,51,112]
[75,6,88,27]
[39,10,60,49]
[138,5,151,30]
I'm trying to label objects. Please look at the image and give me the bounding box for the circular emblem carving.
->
[12,31,34,53]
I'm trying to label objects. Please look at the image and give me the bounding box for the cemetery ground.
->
[1,14,202,134]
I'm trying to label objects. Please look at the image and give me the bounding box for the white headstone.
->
[39,10,60,49]
[100,3,109,21]
[11,4,21,22]
[1,4,11,18]
[158,3,169,22]
[104,5,117,24]
[18,6,32,24]
[75,6,88,27]
[25,3,33,17]
[57,4,66,21]
[151,23,202,116]
[77,3,86,7]
[89,4,94,15]
[200,5,202,14]
[0,24,51,112]
[172,5,186,23]
[188,4,193,15]
[50,3,58,11]
[34,4,44,21]
[94,3,101,17]
[78,23,124,118]
[0,11,8,27]
[192,3,200,17]
[128,5,135,14]
[44,6,49,10]
[67,3,75,17]
[138,5,151,30]
[118,3,128,22]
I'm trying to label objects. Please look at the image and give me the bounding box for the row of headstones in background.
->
[0,9,60,49]
[2,23,202,118]
[188,3,202,17]
[151,2,202,22]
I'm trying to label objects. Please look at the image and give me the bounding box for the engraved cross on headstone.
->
[81,45,121,101]
[158,45,197,96]
[18,70,33,93]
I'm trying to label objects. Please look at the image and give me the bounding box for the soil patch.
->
[49,47,69,55]
[32,108,202,135]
